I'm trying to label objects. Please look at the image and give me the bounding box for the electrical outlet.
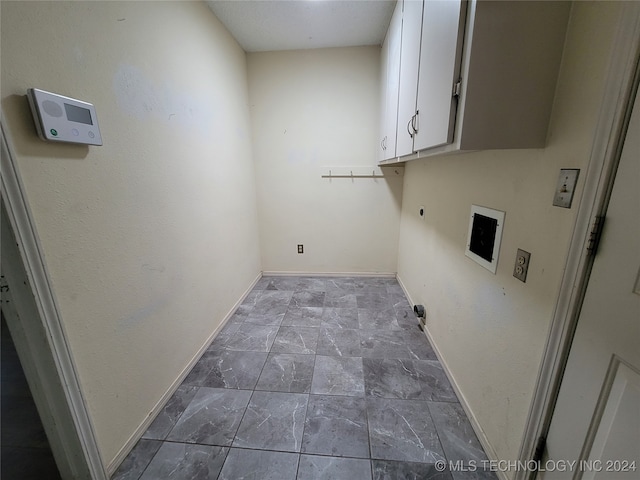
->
[297,244,304,254]
[513,249,531,282]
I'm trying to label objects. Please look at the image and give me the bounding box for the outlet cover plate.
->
[513,249,531,282]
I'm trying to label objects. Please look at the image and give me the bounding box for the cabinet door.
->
[380,1,403,161]
[395,0,424,157]
[378,29,390,162]
[413,0,465,151]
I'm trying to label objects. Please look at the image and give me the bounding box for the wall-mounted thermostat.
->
[27,88,102,146]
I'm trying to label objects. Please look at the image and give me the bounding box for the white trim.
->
[1,117,107,479]
[396,274,508,480]
[106,271,263,475]
[261,271,397,278]
[517,5,640,479]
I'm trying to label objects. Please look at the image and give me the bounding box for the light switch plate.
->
[553,169,580,208]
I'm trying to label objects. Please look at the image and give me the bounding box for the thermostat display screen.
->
[64,103,93,125]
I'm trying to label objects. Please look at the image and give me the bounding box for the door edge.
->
[516,5,640,480]
[1,114,107,479]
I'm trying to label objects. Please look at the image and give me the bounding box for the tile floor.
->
[112,276,497,480]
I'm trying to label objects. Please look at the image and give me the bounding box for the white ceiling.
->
[206,0,396,52]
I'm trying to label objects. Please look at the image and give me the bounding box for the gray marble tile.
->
[301,395,370,458]
[353,278,389,294]
[354,277,389,287]
[296,277,328,291]
[234,303,254,316]
[360,330,437,360]
[428,402,490,466]
[358,308,401,330]
[241,290,262,306]
[388,292,411,311]
[224,324,279,352]
[367,397,446,463]
[311,355,365,396]
[233,391,308,452]
[226,312,247,325]
[321,307,359,329]
[395,304,420,330]
[255,353,315,393]
[245,313,285,326]
[235,291,261,315]
[356,293,393,309]
[200,350,268,389]
[253,276,271,290]
[166,387,251,446]
[324,290,358,308]
[316,327,362,357]
[372,460,453,480]
[142,385,199,440]
[298,455,372,480]
[112,439,162,480]
[139,442,227,480]
[272,326,319,354]
[264,277,302,291]
[325,277,358,291]
[182,352,221,386]
[291,290,326,308]
[386,283,405,295]
[185,349,267,388]
[208,322,242,350]
[282,306,324,327]
[218,448,299,480]
[363,358,457,402]
[254,290,294,315]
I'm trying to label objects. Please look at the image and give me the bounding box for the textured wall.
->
[248,47,402,274]
[396,2,622,473]
[1,1,261,468]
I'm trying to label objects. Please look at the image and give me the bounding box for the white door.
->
[542,83,640,478]
[413,0,465,151]
[395,0,423,157]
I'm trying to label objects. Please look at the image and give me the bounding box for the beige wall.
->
[1,0,261,468]
[247,47,402,274]
[397,2,622,471]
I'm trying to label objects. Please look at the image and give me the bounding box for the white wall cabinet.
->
[379,0,571,164]
[378,1,402,162]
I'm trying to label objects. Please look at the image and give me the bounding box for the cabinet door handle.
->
[407,118,414,138]
[384,136,387,149]
[412,111,419,134]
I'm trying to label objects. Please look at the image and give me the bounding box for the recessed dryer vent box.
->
[465,205,505,274]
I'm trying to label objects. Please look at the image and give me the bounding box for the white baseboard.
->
[261,270,397,278]
[396,275,507,480]
[106,272,263,475]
